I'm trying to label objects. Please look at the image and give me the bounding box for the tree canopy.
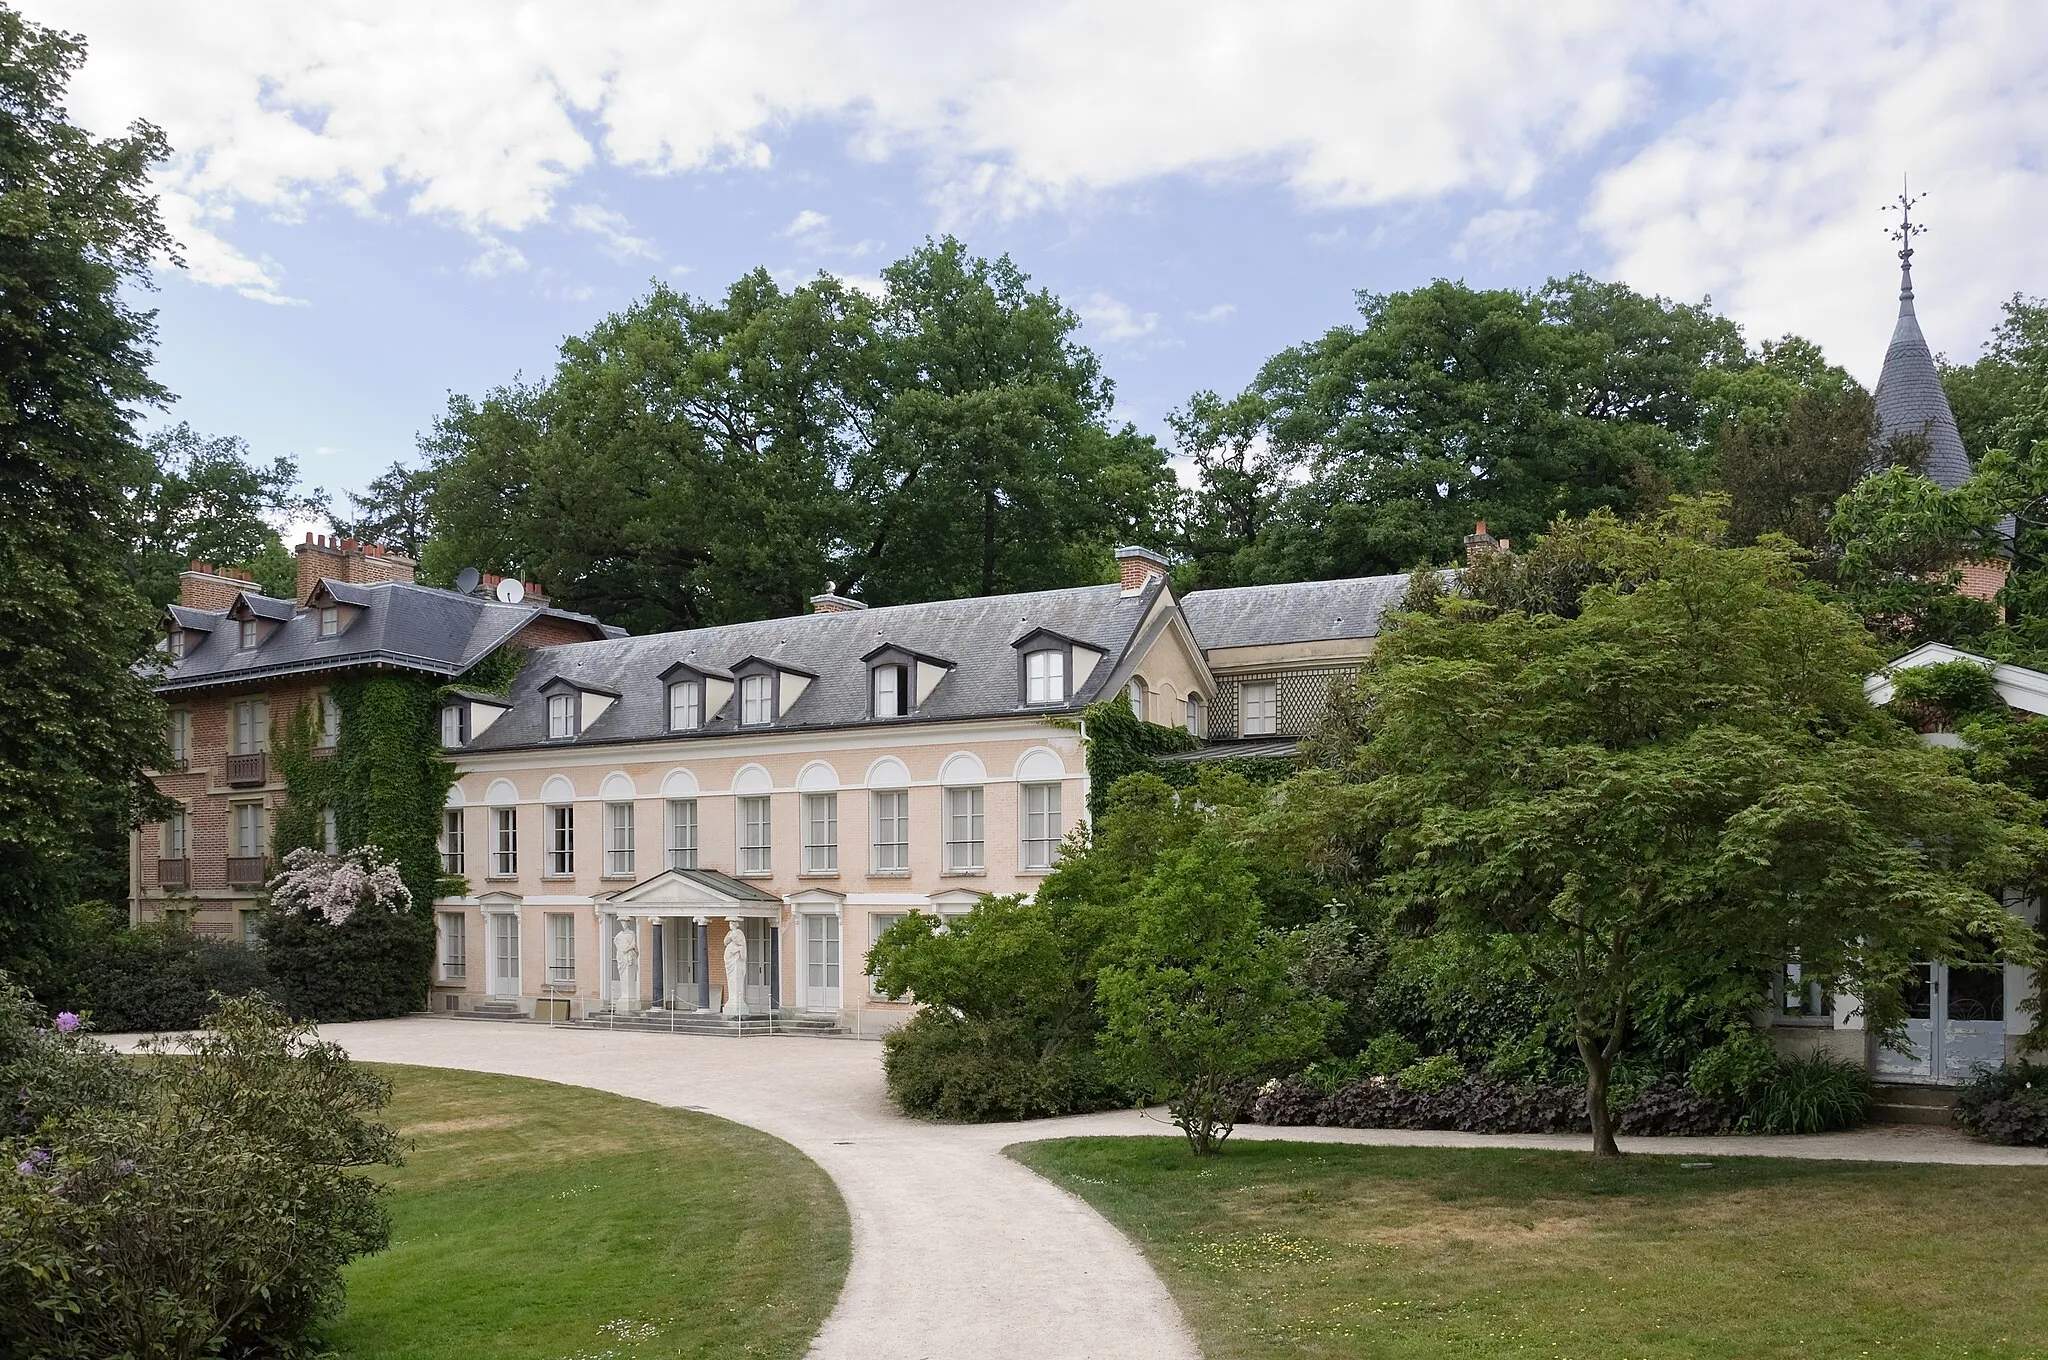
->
[131,422,322,605]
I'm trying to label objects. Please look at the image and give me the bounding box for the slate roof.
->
[464,579,1166,752]
[1873,257,1975,492]
[157,580,617,694]
[1179,574,1412,650]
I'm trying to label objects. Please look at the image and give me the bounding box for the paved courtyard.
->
[138,1018,2047,1359]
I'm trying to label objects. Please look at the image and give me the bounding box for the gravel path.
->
[110,1017,2045,1357]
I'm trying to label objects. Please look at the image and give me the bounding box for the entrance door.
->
[1876,962,2005,1083]
[488,913,521,997]
[742,918,774,1011]
[661,922,699,1009]
[804,913,842,1012]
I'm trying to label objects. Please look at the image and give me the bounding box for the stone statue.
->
[722,917,749,1017]
[612,922,639,1014]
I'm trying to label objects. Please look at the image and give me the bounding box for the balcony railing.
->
[157,857,189,888]
[224,752,267,787]
[225,855,268,888]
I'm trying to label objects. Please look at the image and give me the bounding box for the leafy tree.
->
[1312,506,2042,1154]
[260,845,433,1021]
[1171,275,1745,588]
[0,9,176,992]
[1829,466,2004,648]
[1942,295,2048,463]
[131,422,322,605]
[331,459,433,561]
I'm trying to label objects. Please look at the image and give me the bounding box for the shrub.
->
[1752,1054,1871,1134]
[1361,1032,1420,1077]
[60,917,270,1032]
[0,981,398,1359]
[1614,1075,1724,1136]
[1253,1072,1730,1137]
[1688,1029,1781,1110]
[1395,1053,1465,1093]
[1954,1062,2048,1146]
[260,846,434,1021]
[881,1009,1119,1122]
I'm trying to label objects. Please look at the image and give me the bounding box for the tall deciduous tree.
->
[1315,506,2041,1154]
[1172,275,1745,588]
[131,422,323,605]
[0,8,178,988]
[330,460,433,562]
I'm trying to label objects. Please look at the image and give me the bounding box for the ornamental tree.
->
[1324,505,2044,1155]
[261,847,432,1021]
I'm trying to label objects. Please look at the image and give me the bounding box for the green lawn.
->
[327,1065,849,1360]
[1014,1137,2048,1359]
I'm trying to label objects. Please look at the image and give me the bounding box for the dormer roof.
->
[658,659,733,684]
[860,643,954,669]
[166,604,217,633]
[539,674,621,699]
[227,591,297,624]
[1010,625,1096,654]
[307,578,375,609]
[730,654,818,679]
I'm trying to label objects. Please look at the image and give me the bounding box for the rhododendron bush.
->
[260,846,435,1022]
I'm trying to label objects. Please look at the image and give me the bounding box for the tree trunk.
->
[1578,1034,1621,1157]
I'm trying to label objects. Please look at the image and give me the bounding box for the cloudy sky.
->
[26,1,2048,506]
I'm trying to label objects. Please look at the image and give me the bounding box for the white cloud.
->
[1188,303,1236,323]
[465,238,529,278]
[1079,292,1159,343]
[1452,207,1551,263]
[781,209,832,241]
[566,204,657,261]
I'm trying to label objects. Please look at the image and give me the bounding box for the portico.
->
[599,868,784,1016]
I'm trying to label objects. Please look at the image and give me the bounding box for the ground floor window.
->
[545,912,576,986]
[240,909,262,948]
[438,911,467,981]
[867,912,905,996]
[489,913,520,991]
[805,912,841,1003]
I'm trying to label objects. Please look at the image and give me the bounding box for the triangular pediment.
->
[602,867,782,917]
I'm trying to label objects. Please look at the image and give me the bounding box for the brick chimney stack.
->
[294,533,418,604]
[810,592,867,614]
[178,562,253,611]
[1116,546,1170,595]
[1464,522,1500,565]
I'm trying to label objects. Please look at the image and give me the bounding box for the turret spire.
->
[1870,179,1973,491]
[1887,176,1926,311]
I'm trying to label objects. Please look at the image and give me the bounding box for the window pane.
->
[547,805,573,875]
[741,675,773,725]
[667,799,698,870]
[1026,649,1065,704]
[492,808,518,876]
[1021,782,1061,871]
[1241,681,1277,736]
[872,789,909,873]
[739,795,772,873]
[606,802,635,876]
[803,792,838,873]
[670,682,701,731]
[546,913,575,985]
[945,786,984,872]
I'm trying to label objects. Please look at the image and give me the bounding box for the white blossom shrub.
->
[268,846,412,926]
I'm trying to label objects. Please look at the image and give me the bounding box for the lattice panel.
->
[1213,667,1359,740]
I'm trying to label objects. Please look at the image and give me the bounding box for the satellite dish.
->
[453,567,482,596]
[494,578,526,604]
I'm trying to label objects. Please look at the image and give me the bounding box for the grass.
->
[326,1065,849,1360]
[1014,1137,2048,1359]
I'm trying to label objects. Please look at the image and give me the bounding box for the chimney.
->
[810,592,867,614]
[178,561,245,612]
[1464,522,1500,565]
[295,532,418,604]
[478,572,550,607]
[1116,546,1170,595]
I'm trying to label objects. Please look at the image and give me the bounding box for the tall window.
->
[1240,680,1278,737]
[944,786,984,873]
[546,804,575,876]
[317,605,340,637]
[241,909,262,947]
[442,809,465,875]
[1020,783,1062,872]
[490,913,520,990]
[237,618,260,650]
[667,798,698,870]
[740,674,774,726]
[321,806,340,854]
[546,693,576,739]
[1126,679,1147,722]
[231,698,267,755]
[167,711,190,765]
[1186,694,1205,735]
[668,681,703,731]
[319,693,341,748]
[869,912,906,996]
[438,912,467,980]
[545,913,576,986]
[1025,649,1065,704]
[232,802,264,859]
[162,808,188,859]
[738,795,772,874]
[167,628,184,659]
[605,801,635,877]
[803,793,838,874]
[440,704,467,748]
[871,790,909,874]
[491,807,518,877]
[872,664,907,717]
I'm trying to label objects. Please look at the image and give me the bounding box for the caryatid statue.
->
[722,917,749,1017]
[612,921,640,1013]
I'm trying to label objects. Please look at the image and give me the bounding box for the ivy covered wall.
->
[1078,698,1294,818]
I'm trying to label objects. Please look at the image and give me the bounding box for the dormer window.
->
[318,606,340,638]
[740,674,774,726]
[237,618,261,650]
[1025,649,1065,705]
[547,693,577,739]
[441,704,469,748]
[167,628,185,659]
[873,663,907,718]
[669,680,703,732]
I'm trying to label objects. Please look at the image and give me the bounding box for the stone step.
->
[1872,1082,1960,1125]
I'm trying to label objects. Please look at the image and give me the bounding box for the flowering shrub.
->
[269,845,412,924]
[261,846,435,1021]
[0,977,397,1359]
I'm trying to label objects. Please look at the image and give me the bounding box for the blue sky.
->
[29,1,2048,515]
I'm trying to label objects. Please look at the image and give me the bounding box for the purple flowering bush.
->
[0,976,398,1358]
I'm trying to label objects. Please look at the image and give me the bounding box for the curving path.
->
[123,1018,2043,1357]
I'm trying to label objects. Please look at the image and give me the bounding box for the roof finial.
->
[1886,175,1927,306]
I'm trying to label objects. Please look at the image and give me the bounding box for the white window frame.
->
[802,792,839,875]
[440,704,467,748]
[605,801,635,878]
[871,789,909,875]
[442,809,465,875]
[162,808,188,859]
[944,786,985,874]
[167,628,184,660]
[237,618,260,650]
[1020,782,1062,873]
[231,698,268,755]
[317,605,340,637]
[545,912,576,987]
[231,801,264,859]
[1025,649,1065,704]
[545,804,575,877]
[438,911,467,980]
[740,674,774,726]
[491,807,518,877]
[872,664,907,718]
[1240,680,1278,737]
[167,710,190,765]
[1126,678,1147,722]
[319,693,341,748]
[738,795,772,875]
[667,798,698,871]
[1186,694,1204,735]
[489,912,521,993]
[321,806,339,855]
[868,911,906,996]
[546,693,577,739]
[668,680,703,732]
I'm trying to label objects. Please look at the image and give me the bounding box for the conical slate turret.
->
[1872,187,1973,490]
